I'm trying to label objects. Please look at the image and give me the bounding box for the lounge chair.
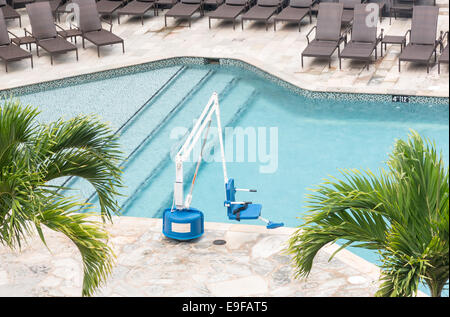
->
[26,1,78,64]
[241,0,282,31]
[164,0,204,28]
[155,0,178,13]
[73,0,125,57]
[203,0,224,9]
[339,0,363,26]
[117,0,156,25]
[0,9,33,71]
[97,0,127,23]
[438,31,448,74]
[208,0,249,30]
[38,0,63,17]
[11,0,35,8]
[0,0,21,26]
[339,3,382,70]
[301,2,345,68]
[389,0,414,25]
[273,0,315,32]
[398,5,439,73]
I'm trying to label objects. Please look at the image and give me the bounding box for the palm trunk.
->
[425,278,447,297]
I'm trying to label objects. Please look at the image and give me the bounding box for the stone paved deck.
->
[1,2,448,97]
[0,217,389,297]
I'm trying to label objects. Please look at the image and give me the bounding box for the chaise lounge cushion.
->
[400,44,436,62]
[0,44,32,61]
[37,37,77,53]
[165,3,201,17]
[340,42,375,58]
[83,29,123,46]
[209,3,245,18]
[118,1,154,15]
[302,39,340,57]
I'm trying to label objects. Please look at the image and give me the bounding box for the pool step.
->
[90,70,238,211]
[66,67,211,203]
[123,81,258,218]
[115,72,238,213]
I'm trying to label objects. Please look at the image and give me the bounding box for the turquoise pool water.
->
[16,64,449,295]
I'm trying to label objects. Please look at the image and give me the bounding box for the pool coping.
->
[1,56,449,105]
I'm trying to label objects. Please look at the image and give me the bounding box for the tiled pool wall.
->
[1,57,449,105]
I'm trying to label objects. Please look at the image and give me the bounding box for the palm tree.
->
[286,130,449,297]
[0,99,124,296]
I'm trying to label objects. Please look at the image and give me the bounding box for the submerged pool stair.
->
[114,71,239,212]
[122,81,258,218]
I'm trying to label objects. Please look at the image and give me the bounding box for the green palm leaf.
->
[287,130,449,297]
[0,99,123,296]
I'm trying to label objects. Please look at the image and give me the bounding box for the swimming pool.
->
[12,61,449,295]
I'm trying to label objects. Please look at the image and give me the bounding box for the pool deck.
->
[1,2,448,97]
[0,216,412,297]
[0,3,443,298]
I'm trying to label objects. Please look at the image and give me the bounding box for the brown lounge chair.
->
[155,0,177,13]
[37,0,63,17]
[117,0,156,25]
[164,0,204,28]
[208,0,249,30]
[301,2,344,68]
[273,0,316,32]
[0,0,21,26]
[241,0,282,31]
[398,5,439,73]
[438,31,448,74]
[11,0,35,8]
[339,3,382,70]
[0,9,33,71]
[339,0,364,26]
[26,1,78,64]
[97,0,127,23]
[74,0,125,57]
[203,0,224,9]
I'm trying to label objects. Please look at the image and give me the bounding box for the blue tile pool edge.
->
[1,56,449,106]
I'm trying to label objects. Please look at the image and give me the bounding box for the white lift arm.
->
[174,92,228,210]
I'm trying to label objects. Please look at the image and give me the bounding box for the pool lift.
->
[162,92,284,240]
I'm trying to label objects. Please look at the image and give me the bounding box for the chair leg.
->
[51,55,53,66]
[30,55,33,69]
[301,55,304,68]
[209,18,211,29]
[241,19,244,30]
[97,46,100,58]
[5,61,7,73]
[122,41,125,54]
[165,16,167,27]
[398,59,401,72]
[76,49,79,61]
[438,62,440,74]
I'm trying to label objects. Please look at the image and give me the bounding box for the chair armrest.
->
[377,28,384,44]
[54,23,67,37]
[305,25,316,44]
[7,30,21,43]
[100,17,114,32]
[404,29,411,44]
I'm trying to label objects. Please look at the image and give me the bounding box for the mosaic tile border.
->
[1,56,448,106]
